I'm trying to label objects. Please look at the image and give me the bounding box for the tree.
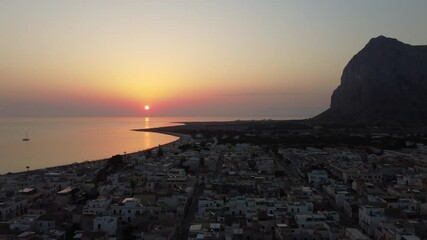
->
[157,145,164,157]
[145,149,152,159]
[95,168,107,184]
[107,155,123,169]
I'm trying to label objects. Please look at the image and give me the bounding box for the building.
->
[307,170,328,184]
[93,216,117,236]
[359,205,386,237]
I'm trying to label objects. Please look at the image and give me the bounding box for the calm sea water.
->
[0,117,272,174]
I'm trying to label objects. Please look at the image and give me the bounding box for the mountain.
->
[315,36,427,123]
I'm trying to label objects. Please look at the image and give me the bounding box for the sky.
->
[1,0,427,118]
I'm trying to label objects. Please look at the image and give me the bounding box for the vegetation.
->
[95,154,124,184]
[157,145,164,157]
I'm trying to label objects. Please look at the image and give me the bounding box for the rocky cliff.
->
[316,36,427,123]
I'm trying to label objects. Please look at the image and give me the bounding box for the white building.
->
[198,197,225,213]
[287,202,314,215]
[360,171,382,184]
[384,197,419,212]
[36,215,56,232]
[307,170,328,184]
[83,198,112,215]
[359,205,386,237]
[227,196,249,216]
[111,198,145,224]
[396,174,423,188]
[335,191,353,210]
[0,199,28,221]
[8,214,39,232]
[93,216,118,236]
[345,228,369,240]
[294,213,327,228]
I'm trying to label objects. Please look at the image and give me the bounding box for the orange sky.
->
[1,0,427,118]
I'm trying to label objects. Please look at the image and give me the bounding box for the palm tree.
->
[26,166,29,172]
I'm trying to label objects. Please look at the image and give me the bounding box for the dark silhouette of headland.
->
[315,36,427,124]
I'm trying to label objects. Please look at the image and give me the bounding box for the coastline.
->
[1,119,309,176]
[132,119,309,135]
[0,129,184,176]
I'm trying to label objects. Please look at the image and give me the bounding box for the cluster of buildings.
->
[0,135,202,239]
[187,141,427,240]
[1,133,427,240]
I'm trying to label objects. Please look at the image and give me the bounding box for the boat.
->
[22,132,30,141]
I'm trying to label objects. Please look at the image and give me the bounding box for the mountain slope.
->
[315,36,427,123]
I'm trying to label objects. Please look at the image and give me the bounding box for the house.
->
[83,198,112,216]
[8,214,39,232]
[57,187,78,205]
[307,170,328,184]
[0,198,28,221]
[36,214,56,232]
[345,228,369,240]
[111,198,145,224]
[93,216,117,236]
[198,196,224,213]
[294,213,327,228]
[359,205,386,237]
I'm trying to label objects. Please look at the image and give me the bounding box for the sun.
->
[144,105,150,111]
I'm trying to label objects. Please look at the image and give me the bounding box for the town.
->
[1,124,427,240]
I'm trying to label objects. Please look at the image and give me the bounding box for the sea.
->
[0,117,279,174]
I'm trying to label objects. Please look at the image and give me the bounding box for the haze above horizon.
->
[1,0,427,118]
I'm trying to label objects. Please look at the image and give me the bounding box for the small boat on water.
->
[22,132,30,141]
